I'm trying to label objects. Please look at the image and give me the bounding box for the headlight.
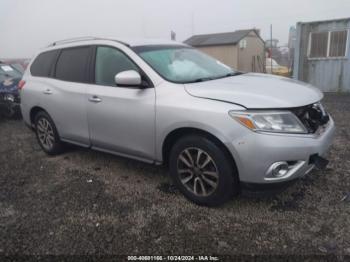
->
[4,94,15,102]
[229,111,308,134]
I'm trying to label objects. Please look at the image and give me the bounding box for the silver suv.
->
[20,37,335,206]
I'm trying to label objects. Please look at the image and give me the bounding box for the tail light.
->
[18,80,26,90]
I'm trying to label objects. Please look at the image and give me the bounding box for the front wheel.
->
[169,135,239,206]
[34,111,63,155]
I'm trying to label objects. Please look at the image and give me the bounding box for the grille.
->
[291,102,330,133]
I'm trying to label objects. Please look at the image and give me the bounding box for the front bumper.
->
[0,101,20,110]
[0,94,21,117]
[229,117,335,184]
[0,93,20,105]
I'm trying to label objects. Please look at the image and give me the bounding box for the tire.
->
[169,135,239,206]
[34,111,63,155]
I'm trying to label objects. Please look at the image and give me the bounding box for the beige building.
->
[184,29,265,72]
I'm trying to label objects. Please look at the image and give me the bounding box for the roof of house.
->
[184,29,262,47]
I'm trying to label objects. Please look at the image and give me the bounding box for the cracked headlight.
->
[229,111,308,134]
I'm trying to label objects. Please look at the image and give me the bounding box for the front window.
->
[95,46,139,86]
[132,45,238,83]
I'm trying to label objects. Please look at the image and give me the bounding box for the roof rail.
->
[47,36,130,47]
[47,36,98,47]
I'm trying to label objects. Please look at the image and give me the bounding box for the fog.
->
[1,0,349,58]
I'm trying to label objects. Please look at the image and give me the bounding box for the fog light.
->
[265,160,306,181]
[270,161,289,177]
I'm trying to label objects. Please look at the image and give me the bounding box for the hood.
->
[184,73,323,109]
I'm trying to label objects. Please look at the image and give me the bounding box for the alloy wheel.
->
[177,147,219,197]
[37,118,55,150]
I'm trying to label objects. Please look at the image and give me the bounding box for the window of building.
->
[95,46,139,86]
[309,30,348,59]
[55,47,91,83]
[329,30,348,57]
[239,39,247,49]
[309,32,329,58]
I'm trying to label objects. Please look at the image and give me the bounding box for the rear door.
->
[86,45,156,161]
[41,46,93,145]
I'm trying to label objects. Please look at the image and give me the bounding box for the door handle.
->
[43,89,53,95]
[88,95,102,103]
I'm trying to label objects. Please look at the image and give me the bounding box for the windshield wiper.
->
[203,72,244,81]
[187,72,244,84]
[191,77,214,83]
[223,71,244,77]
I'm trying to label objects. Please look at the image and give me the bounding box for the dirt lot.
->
[0,93,349,257]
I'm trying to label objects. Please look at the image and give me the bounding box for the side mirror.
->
[114,70,142,87]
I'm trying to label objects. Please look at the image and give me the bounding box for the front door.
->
[87,46,156,161]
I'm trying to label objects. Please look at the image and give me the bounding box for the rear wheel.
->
[34,111,63,155]
[169,135,239,206]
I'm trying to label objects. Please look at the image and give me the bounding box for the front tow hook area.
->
[310,154,329,170]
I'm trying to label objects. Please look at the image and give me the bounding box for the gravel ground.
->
[0,93,349,258]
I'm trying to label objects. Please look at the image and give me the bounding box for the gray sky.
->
[1,0,349,59]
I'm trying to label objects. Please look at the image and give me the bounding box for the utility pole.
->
[191,11,195,35]
[270,24,273,74]
[141,15,146,38]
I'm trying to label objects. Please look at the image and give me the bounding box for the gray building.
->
[293,18,350,92]
[184,29,265,72]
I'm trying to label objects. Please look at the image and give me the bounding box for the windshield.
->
[0,64,22,82]
[133,45,238,83]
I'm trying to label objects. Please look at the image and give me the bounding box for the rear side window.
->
[30,50,58,77]
[55,47,91,83]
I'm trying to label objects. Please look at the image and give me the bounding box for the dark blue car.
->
[0,62,22,118]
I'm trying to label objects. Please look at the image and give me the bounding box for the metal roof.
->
[297,17,350,25]
[184,29,260,47]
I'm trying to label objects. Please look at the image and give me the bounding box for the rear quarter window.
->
[30,50,59,77]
